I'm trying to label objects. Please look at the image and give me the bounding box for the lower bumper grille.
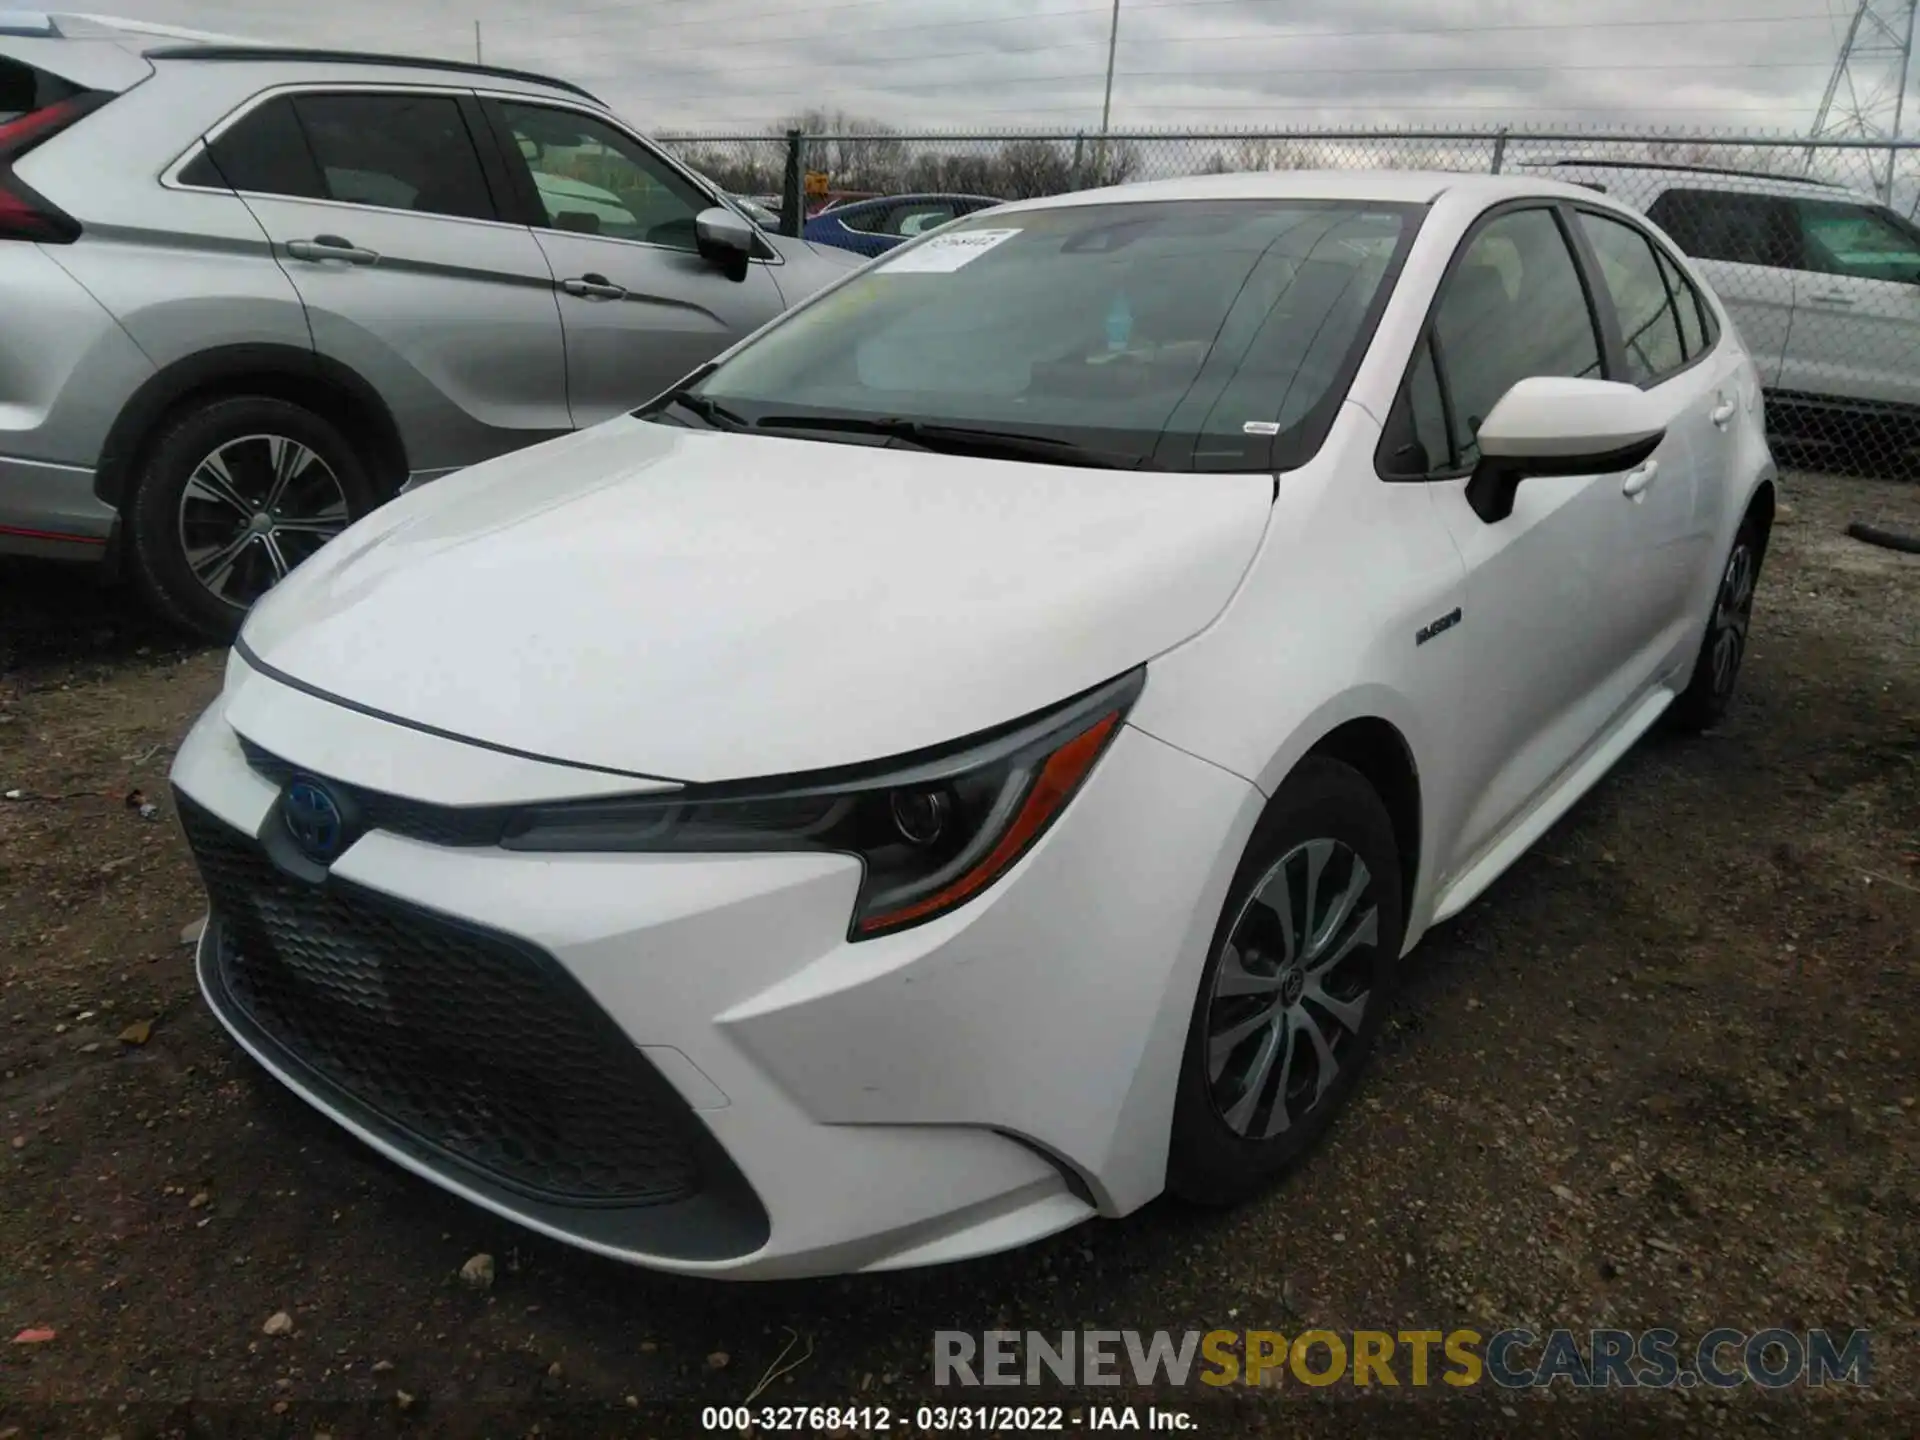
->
[180,796,705,1209]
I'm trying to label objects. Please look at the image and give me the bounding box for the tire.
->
[1667,513,1765,733]
[126,396,376,642]
[1167,757,1405,1207]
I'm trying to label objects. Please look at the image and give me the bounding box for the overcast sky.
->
[61,0,1909,135]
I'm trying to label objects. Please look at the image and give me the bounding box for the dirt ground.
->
[1,472,1915,1440]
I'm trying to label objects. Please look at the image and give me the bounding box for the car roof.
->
[996,168,1610,214]
[10,12,600,102]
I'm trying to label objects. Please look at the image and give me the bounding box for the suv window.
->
[293,94,495,221]
[496,101,706,249]
[1430,207,1603,467]
[1793,197,1920,283]
[189,96,324,199]
[1576,210,1687,385]
[1645,188,1800,269]
[189,92,497,222]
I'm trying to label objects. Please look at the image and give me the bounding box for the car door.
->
[1568,207,1724,675]
[203,88,573,480]
[1645,187,1799,389]
[482,98,788,428]
[1410,204,1651,880]
[1782,194,1920,411]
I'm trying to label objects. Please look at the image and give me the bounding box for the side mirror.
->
[1466,376,1666,524]
[695,205,757,282]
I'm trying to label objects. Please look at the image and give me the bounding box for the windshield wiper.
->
[655,390,751,431]
[752,415,1143,469]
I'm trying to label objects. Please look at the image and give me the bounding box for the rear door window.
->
[292,93,497,222]
[187,91,498,223]
[1645,188,1801,270]
[1576,210,1689,385]
[187,95,324,198]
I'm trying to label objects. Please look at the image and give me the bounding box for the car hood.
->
[239,418,1273,783]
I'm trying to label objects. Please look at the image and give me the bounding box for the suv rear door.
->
[1644,186,1798,389]
[481,96,788,427]
[187,86,572,480]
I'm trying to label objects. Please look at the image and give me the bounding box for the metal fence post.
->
[781,129,804,237]
[1489,127,1509,175]
[1070,131,1086,190]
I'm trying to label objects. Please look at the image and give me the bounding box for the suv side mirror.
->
[695,205,756,282]
[1466,376,1666,524]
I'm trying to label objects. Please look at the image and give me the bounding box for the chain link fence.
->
[663,126,1920,484]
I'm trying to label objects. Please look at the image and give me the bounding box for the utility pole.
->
[1805,0,1917,203]
[1099,0,1121,134]
[474,19,483,63]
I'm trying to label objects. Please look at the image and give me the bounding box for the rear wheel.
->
[1168,758,1404,1206]
[1668,514,1764,733]
[127,396,374,641]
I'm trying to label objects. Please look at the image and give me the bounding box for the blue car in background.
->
[803,193,1004,258]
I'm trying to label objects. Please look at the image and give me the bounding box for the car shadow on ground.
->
[0,559,207,678]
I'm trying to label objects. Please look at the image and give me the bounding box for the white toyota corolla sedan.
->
[171,170,1776,1279]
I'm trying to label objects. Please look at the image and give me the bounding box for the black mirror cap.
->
[1465,431,1665,525]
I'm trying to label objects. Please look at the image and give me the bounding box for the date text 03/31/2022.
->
[701,1406,1194,1431]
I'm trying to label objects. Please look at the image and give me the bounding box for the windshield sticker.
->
[881,227,1023,273]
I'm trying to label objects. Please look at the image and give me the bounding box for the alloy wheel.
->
[1204,837,1383,1138]
[1710,541,1756,699]
[176,434,350,609]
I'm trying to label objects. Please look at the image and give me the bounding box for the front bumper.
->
[171,661,1260,1278]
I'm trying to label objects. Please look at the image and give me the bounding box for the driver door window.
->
[495,101,706,250]
[1381,206,1604,478]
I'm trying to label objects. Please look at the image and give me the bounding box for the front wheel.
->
[126,396,375,642]
[1168,757,1405,1207]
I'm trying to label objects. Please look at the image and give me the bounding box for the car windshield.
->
[681,198,1420,472]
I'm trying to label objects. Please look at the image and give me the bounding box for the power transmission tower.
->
[1805,0,1917,203]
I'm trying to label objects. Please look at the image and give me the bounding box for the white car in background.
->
[1532,159,1920,464]
[173,169,1776,1279]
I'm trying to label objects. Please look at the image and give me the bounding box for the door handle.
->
[1710,400,1737,428]
[1621,459,1659,497]
[562,273,628,300]
[286,235,379,265]
[1808,290,1856,306]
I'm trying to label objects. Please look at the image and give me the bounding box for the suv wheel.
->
[1168,758,1404,1207]
[127,397,375,641]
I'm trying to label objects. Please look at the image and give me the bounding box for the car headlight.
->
[502,668,1143,939]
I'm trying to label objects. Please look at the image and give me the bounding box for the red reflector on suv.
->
[0,91,106,243]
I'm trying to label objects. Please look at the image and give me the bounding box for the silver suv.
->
[1526,159,1920,470]
[0,15,860,636]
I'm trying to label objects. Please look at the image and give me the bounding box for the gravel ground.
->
[0,471,1915,1439]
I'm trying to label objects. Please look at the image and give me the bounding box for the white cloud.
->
[54,0,1880,135]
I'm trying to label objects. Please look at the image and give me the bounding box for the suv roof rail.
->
[1530,157,1839,189]
[141,45,604,103]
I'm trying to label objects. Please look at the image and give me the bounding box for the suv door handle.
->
[1622,459,1659,497]
[1807,289,1856,306]
[286,235,380,265]
[561,274,627,300]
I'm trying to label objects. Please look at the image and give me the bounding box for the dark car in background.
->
[803,192,1002,257]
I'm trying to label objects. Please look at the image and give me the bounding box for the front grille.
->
[238,737,511,848]
[180,796,703,1207]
